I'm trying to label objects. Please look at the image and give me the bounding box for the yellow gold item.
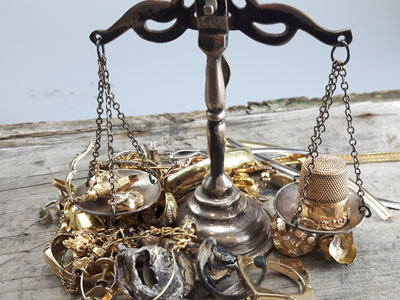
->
[63,204,105,232]
[298,155,351,230]
[274,151,400,165]
[237,255,318,300]
[74,169,161,217]
[231,139,400,164]
[228,137,394,221]
[270,214,316,257]
[274,159,366,234]
[318,233,357,264]
[65,140,95,200]
[79,173,139,202]
[165,148,255,196]
[109,189,145,213]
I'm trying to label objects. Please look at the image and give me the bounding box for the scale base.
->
[176,182,273,256]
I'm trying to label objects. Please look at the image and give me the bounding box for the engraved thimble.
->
[298,155,351,230]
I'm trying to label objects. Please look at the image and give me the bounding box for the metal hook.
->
[96,35,105,60]
[331,40,350,65]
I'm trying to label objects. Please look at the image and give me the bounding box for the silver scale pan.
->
[74,169,161,217]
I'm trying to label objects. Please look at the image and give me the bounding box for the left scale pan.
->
[74,169,162,217]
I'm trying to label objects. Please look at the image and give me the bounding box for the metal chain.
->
[108,86,157,182]
[88,37,157,188]
[338,64,371,217]
[291,60,339,228]
[87,52,106,184]
[292,41,371,228]
[104,65,117,214]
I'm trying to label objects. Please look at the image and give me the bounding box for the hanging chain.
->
[292,41,371,229]
[338,64,371,217]
[87,50,106,183]
[104,67,117,213]
[86,37,158,214]
[291,60,339,228]
[88,37,157,180]
[108,85,157,183]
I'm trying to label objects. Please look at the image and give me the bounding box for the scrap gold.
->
[233,139,400,164]
[274,151,400,165]
[165,149,255,196]
[64,204,105,232]
[80,173,139,202]
[318,233,357,265]
[232,173,260,199]
[270,214,316,257]
[237,255,318,300]
[66,140,95,199]
[110,190,145,213]
[142,192,178,226]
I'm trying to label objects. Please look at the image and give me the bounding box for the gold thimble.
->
[298,155,351,230]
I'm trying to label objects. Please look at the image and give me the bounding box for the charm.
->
[270,214,316,257]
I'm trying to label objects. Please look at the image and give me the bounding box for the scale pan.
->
[74,169,161,217]
[274,182,365,235]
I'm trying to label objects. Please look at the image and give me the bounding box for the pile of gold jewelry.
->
[39,140,398,300]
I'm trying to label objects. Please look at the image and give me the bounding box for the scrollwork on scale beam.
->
[90,0,352,47]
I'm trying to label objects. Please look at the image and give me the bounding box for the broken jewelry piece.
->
[270,214,316,257]
[79,173,139,202]
[237,255,318,300]
[115,246,195,300]
[319,233,357,264]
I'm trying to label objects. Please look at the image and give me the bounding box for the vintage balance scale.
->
[87,0,367,252]
[41,0,387,299]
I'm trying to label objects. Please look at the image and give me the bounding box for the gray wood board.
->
[0,93,399,300]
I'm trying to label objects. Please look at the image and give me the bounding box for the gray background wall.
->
[1,0,399,124]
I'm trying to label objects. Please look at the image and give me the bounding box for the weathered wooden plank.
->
[0,92,399,300]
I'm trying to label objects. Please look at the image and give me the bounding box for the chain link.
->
[87,57,106,183]
[338,65,371,217]
[292,41,371,228]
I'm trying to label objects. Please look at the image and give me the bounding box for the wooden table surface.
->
[1,90,399,300]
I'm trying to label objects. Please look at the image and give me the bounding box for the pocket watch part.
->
[115,246,189,300]
[74,169,161,217]
[270,214,316,257]
[237,255,318,300]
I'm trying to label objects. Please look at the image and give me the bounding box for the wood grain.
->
[0,91,399,300]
